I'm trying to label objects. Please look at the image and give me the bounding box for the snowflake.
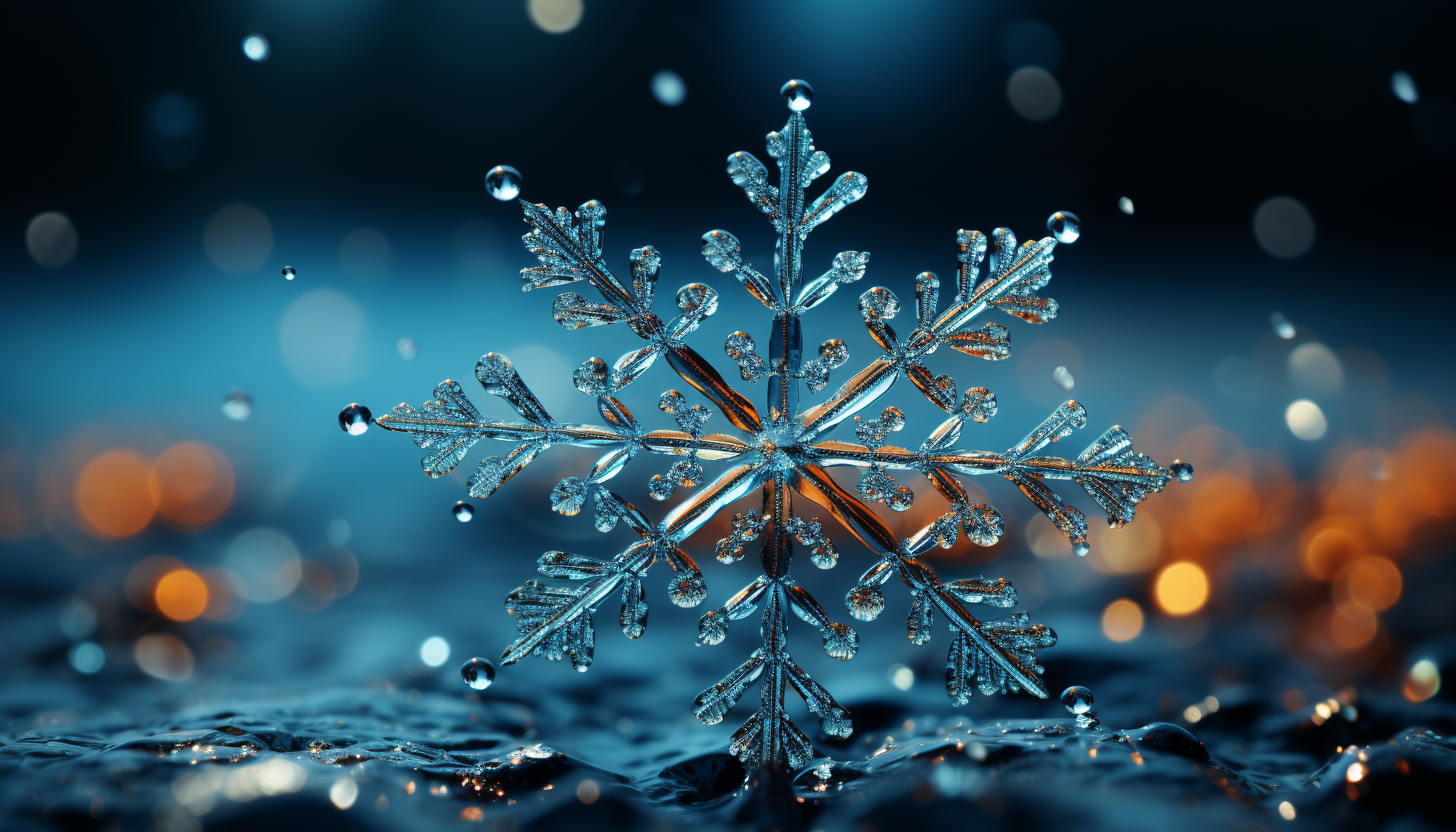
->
[369,81,1184,770]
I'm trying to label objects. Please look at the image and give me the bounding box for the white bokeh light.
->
[528,0,583,34]
[1285,399,1328,441]
[280,290,365,386]
[420,636,450,667]
[224,528,302,602]
[1253,196,1316,259]
[651,70,687,107]
[242,34,270,62]
[26,211,79,268]
[1007,66,1062,122]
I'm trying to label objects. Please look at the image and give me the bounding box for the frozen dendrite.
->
[370,82,1182,770]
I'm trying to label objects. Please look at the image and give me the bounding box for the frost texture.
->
[373,85,1185,771]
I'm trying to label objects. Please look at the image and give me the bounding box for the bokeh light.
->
[1285,399,1328,441]
[25,211,79,268]
[74,450,155,538]
[204,204,273,273]
[1403,659,1441,702]
[134,633,194,681]
[528,0,583,34]
[280,290,365,386]
[1154,562,1210,616]
[1253,196,1316,259]
[1101,599,1144,642]
[224,528,302,602]
[338,228,392,281]
[155,569,209,621]
[420,636,450,667]
[651,70,686,106]
[148,442,234,528]
[68,642,105,674]
[241,34,270,62]
[1006,66,1061,122]
[1287,342,1344,397]
[1333,557,1402,612]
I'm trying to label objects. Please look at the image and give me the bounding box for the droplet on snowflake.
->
[1060,685,1094,714]
[698,610,728,646]
[397,337,419,360]
[648,474,674,501]
[550,477,588,515]
[1270,311,1295,339]
[780,78,813,111]
[338,403,371,435]
[822,623,858,660]
[1170,460,1194,482]
[1073,538,1090,557]
[810,544,838,570]
[453,501,475,522]
[1047,211,1080,243]
[282,265,296,280]
[668,575,708,607]
[1118,197,1134,215]
[887,485,914,512]
[847,586,885,621]
[222,389,252,421]
[1053,365,1075,390]
[651,69,687,107]
[461,657,496,690]
[485,165,522,201]
[1390,71,1419,104]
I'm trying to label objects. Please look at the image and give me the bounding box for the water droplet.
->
[1170,460,1194,482]
[485,165,522,201]
[780,79,814,111]
[338,404,372,435]
[1270,311,1295,339]
[846,586,885,621]
[1047,211,1080,243]
[282,265,296,280]
[460,657,496,690]
[453,501,474,522]
[241,34,270,62]
[396,337,419,360]
[222,389,252,421]
[1060,685,1094,714]
[1052,365,1075,390]
[1390,71,1419,104]
[1118,197,1134,215]
[1125,722,1210,762]
[1073,539,1090,557]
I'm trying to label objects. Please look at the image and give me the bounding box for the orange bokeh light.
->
[1334,557,1402,612]
[1154,562,1210,616]
[1187,471,1258,545]
[155,569,209,621]
[1328,604,1378,651]
[1101,598,1144,642]
[1300,519,1369,581]
[74,450,155,538]
[149,442,234,528]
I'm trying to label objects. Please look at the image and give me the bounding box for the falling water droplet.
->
[222,389,252,421]
[1053,365,1075,390]
[1270,311,1295,339]
[485,165,522,201]
[460,657,496,690]
[1060,685,1094,714]
[452,501,474,522]
[1170,460,1194,482]
[780,79,814,111]
[1047,211,1080,243]
[1073,539,1090,557]
[396,337,419,360]
[1118,197,1134,215]
[338,404,372,435]
[281,266,296,280]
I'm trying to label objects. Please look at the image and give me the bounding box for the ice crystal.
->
[369,82,1185,770]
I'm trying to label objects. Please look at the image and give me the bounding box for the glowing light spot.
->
[75,450,155,538]
[134,633,194,681]
[329,778,359,809]
[420,636,450,667]
[1345,761,1366,783]
[1006,66,1061,122]
[1314,701,1333,720]
[1187,471,1258,545]
[1183,705,1203,723]
[1335,557,1402,612]
[26,211,79,268]
[280,290,365,386]
[1328,604,1378,651]
[460,806,483,820]
[1288,342,1344,397]
[204,204,273,273]
[149,442,234,528]
[1390,71,1418,104]
[155,569,209,621]
[1278,800,1296,820]
[69,642,105,674]
[1253,196,1316,259]
[1093,514,1162,574]
[1100,599,1143,642]
[1118,197,1134,215]
[241,34,270,62]
[1301,522,1365,581]
[224,528,302,602]
[889,664,914,690]
[528,0,583,34]
[1403,659,1440,702]
[651,70,687,107]
[1154,562,1210,616]
[1285,399,1327,441]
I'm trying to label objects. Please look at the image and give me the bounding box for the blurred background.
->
[2,0,1454,828]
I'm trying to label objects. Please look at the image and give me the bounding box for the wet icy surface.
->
[4,658,1453,831]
